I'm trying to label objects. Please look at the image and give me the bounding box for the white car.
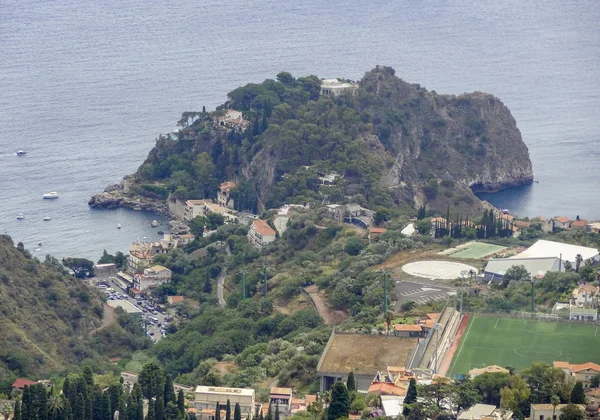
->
[98,284,107,289]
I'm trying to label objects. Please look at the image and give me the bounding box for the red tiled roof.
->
[571,362,600,373]
[13,378,37,389]
[554,216,571,223]
[369,228,387,234]
[169,296,185,303]
[253,219,276,236]
[367,382,406,396]
[220,181,236,193]
[572,220,588,228]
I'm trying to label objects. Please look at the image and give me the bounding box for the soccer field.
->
[448,316,600,377]
[448,242,507,259]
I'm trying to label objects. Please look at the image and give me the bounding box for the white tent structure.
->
[511,239,599,264]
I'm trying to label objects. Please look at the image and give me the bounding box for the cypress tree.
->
[215,403,221,420]
[147,399,156,420]
[155,397,165,420]
[102,392,112,420]
[74,394,85,420]
[34,384,48,420]
[233,403,241,420]
[58,399,73,420]
[163,375,176,405]
[108,384,122,418]
[226,400,231,420]
[83,367,94,391]
[327,382,350,420]
[570,381,586,404]
[127,399,138,420]
[136,398,144,420]
[274,402,279,420]
[177,389,185,417]
[403,378,417,416]
[346,372,356,392]
[21,386,31,420]
[118,395,128,420]
[265,403,272,420]
[13,400,22,420]
[92,388,104,420]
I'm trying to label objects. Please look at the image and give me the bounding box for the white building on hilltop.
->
[320,79,358,96]
[194,386,255,418]
[511,239,599,265]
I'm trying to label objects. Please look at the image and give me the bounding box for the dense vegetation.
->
[131,66,530,216]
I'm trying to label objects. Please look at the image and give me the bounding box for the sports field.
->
[443,242,507,259]
[448,316,600,377]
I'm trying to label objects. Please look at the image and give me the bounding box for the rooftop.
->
[253,219,276,236]
[195,386,255,397]
[270,387,292,396]
[457,404,497,420]
[168,296,185,303]
[484,256,562,277]
[511,239,599,263]
[369,228,387,234]
[394,324,423,332]
[186,200,205,206]
[107,299,142,314]
[149,265,170,273]
[317,333,417,376]
[368,382,406,396]
[12,378,38,389]
[554,216,571,223]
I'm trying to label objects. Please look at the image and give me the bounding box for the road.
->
[105,278,169,343]
[216,246,231,307]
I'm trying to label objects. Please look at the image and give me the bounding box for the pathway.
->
[217,245,231,307]
[303,285,348,325]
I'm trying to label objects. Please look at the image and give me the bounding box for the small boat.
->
[117,224,122,229]
[151,220,159,228]
[133,206,142,211]
[43,192,59,199]
[38,242,43,246]
[43,216,51,221]
[16,150,27,156]
[16,214,25,220]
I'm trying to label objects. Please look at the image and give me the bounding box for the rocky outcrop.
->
[88,186,168,215]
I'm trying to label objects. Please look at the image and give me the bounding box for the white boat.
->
[117,224,122,229]
[16,214,25,220]
[43,192,59,199]
[16,150,27,156]
[43,216,51,221]
[151,220,159,228]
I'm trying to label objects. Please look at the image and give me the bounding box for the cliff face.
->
[357,67,533,192]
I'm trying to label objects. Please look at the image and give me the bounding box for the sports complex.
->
[446,315,600,377]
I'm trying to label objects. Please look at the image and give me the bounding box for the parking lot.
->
[98,278,172,343]
[395,280,456,309]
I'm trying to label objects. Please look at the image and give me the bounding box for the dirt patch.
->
[213,361,238,375]
[303,285,348,325]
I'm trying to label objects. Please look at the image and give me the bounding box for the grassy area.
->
[445,242,507,259]
[448,316,600,377]
[376,316,417,328]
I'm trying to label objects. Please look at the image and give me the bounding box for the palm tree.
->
[384,311,395,335]
[0,404,12,420]
[47,394,65,420]
[551,394,560,420]
[575,254,583,273]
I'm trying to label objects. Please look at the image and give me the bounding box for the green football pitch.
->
[448,316,600,377]
[448,242,507,259]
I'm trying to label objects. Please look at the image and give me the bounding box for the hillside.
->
[0,235,104,378]
[90,66,532,217]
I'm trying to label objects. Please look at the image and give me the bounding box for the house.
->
[128,237,177,273]
[530,403,584,420]
[320,79,358,96]
[12,378,38,392]
[458,403,512,420]
[316,331,418,392]
[393,324,426,338]
[468,365,509,379]
[482,257,563,282]
[270,387,292,416]
[213,109,249,131]
[345,203,362,217]
[203,202,238,224]
[553,216,572,230]
[534,217,555,233]
[572,219,588,230]
[569,307,598,322]
[586,223,600,234]
[217,181,236,209]
[194,386,255,418]
[554,361,600,388]
[380,396,405,419]
[367,367,416,397]
[94,263,117,278]
[319,172,342,185]
[133,265,172,291]
[167,296,185,305]
[185,200,207,222]
[401,223,416,237]
[511,239,600,265]
[571,285,599,308]
[326,204,346,221]
[369,227,387,237]
[248,219,276,249]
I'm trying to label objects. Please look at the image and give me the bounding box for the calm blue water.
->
[1,0,599,259]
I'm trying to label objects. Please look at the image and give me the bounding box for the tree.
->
[346,372,356,392]
[177,389,185,417]
[164,375,176,405]
[403,378,417,416]
[591,375,600,388]
[139,363,165,400]
[74,394,85,420]
[384,311,394,334]
[417,219,432,235]
[551,395,561,420]
[14,400,22,420]
[344,237,365,256]
[101,392,111,420]
[327,382,349,420]
[400,300,416,312]
[215,403,221,420]
[559,403,584,420]
[502,265,531,287]
[234,403,241,420]
[499,375,530,411]
[155,397,165,420]
[47,394,66,420]
[575,254,583,273]
[164,402,181,420]
[146,398,155,420]
[83,367,94,391]
[226,400,231,420]
[570,381,586,404]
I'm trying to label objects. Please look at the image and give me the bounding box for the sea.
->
[1,0,599,260]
